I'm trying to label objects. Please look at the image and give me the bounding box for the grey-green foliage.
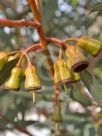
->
[89,2,102,14]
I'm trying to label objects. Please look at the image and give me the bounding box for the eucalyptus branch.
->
[35,0,41,14]
[47,38,66,48]
[0,19,35,27]
[8,51,22,56]
[27,0,46,47]
[27,0,41,24]
[64,38,78,43]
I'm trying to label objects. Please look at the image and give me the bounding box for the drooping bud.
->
[77,37,102,57]
[51,107,63,122]
[54,64,61,85]
[25,64,41,91]
[65,45,89,72]
[4,67,22,90]
[0,52,8,71]
[71,72,80,83]
[67,60,80,83]
[54,58,72,86]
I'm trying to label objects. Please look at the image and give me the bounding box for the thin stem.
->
[54,85,61,111]
[64,84,68,95]
[47,37,77,48]
[0,19,35,27]
[47,38,66,48]
[58,49,63,59]
[8,51,22,56]
[64,38,78,43]
[54,122,59,135]
[26,43,41,53]
[23,52,31,65]
[16,54,24,67]
[32,92,36,103]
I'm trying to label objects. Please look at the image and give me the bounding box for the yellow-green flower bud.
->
[4,67,22,90]
[51,107,63,122]
[71,72,80,83]
[77,37,102,57]
[54,64,61,85]
[65,45,89,72]
[25,65,41,91]
[0,52,8,71]
[67,60,80,83]
[54,59,72,85]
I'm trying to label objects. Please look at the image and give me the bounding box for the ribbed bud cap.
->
[77,37,102,57]
[54,58,72,86]
[65,46,89,72]
[4,67,22,90]
[25,65,41,91]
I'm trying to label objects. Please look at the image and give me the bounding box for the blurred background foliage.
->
[0,0,102,136]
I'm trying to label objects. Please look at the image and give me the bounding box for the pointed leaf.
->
[80,70,102,108]
[70,84,91,106]
[0,58,19,85]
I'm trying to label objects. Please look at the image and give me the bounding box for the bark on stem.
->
[35,0,40,12]
[27,0,46,48]
[0,19,35,27]
[54,85,61,110]
[47,38,66,48]
[64,38,78,43]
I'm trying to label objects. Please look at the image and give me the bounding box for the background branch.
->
[0,112,33,136]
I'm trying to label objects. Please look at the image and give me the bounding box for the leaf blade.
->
[0,58,19,85]
[80,70,102,108]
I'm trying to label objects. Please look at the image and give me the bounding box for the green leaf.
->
[93,57,102,84]
[89,2,102,14]
[69,84,91,106]
[80,70,102,108]
[41,0,57,25]
[0,58,19,85]
[82,124,96,136]
[89,127,96,136]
